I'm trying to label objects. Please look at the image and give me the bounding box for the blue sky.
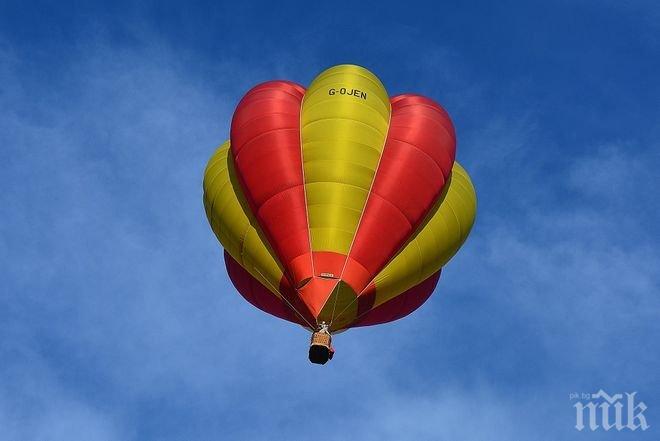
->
[1,1,659,440]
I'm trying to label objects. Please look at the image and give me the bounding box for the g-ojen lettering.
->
[328,87,367,100]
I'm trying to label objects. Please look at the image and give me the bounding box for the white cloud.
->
[1,25,659,440]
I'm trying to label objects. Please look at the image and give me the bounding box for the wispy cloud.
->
[1,7,659,439]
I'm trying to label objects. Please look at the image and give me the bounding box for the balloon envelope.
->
[203,64,476,332]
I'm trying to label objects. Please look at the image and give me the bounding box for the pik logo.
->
[571,389,650,431]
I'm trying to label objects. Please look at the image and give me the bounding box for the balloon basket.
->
[309,331,333,365]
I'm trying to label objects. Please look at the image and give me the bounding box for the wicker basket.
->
[310,331,332,348]
[309,331,333,364]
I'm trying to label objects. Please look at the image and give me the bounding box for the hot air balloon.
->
[203,64,476,364]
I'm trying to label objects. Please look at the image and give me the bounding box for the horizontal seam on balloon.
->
[451,169,477,198]
[254,183,305,212]
[381,137,447,176]
[232,127,299,156]
[208,180,234,215]
[306,203,362,214]
[238,95,300,108]
[363,191,415,228]
[303,142,382,157]
[203,165,229,192]
[240,87,304,103]
[371,171,446,209]
[203,155,229,178]
[304,180,372,193]
[302,154,382,167]
[301,117,388,137]
[303,163,379,179]
[391,109,455,137]
[388,134,453,169]
[308,226,359,235]
[390,113,452,135]
[233,111,301,132]
[428,204,462,267]
[449,179,475,205]
[204,145,230,170]
[393,99,450,119]
[390,118,455,148]
[395,101,446,113]
[300,138,386,152]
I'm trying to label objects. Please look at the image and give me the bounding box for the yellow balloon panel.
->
[203,142,285,296]
[370,162,477,307]
[301,64,392,254]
